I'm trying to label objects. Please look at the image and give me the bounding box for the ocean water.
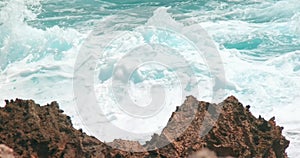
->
[0,0,299,157]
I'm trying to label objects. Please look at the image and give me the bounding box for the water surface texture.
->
[0,0,299,157]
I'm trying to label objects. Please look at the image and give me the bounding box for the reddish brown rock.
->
[0,99,114,158]
[0,96,289,158]
[147,96,289,158]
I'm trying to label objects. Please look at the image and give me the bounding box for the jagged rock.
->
[144,96,289,157]
[0,96,289,158]
[0,99,111,158]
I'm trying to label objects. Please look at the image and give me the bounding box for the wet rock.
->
[0,96,289,157]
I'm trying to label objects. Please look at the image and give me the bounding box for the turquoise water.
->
[1,0,300,157]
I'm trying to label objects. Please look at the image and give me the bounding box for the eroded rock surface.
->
[145,96,289,158]
[0,96,289,157]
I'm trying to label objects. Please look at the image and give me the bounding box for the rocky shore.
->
[0,96,289,158]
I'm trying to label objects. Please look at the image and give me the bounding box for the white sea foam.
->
[0,0,299,156]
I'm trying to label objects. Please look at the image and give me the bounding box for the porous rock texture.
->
[0,96,289,158]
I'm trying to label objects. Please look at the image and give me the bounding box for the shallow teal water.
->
[0,0,300,157]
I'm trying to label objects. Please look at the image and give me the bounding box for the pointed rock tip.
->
[225,95,239,103]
